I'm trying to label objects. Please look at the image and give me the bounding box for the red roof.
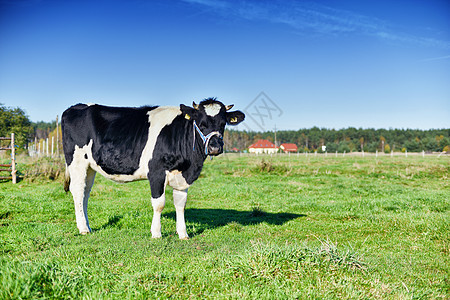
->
[249,139,277,149]
[280,143,298,152]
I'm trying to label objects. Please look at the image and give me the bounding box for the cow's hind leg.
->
[69,163,96,234]
[173,189,189,240]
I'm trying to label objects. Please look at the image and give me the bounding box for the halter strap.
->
[193,120,221,155]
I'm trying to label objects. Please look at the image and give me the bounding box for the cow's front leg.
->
[151,193,166,238]
[149,172,167,238]
[173,189,189,240]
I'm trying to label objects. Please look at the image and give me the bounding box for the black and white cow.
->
[62,98,245,239]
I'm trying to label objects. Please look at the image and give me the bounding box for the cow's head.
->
[180,98,245,156]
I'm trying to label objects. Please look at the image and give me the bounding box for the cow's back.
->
[62,104,157,175]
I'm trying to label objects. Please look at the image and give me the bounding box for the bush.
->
[22,156,65,181]
[325,142,337,153]
[337,142,350,153]
[253,159,289,175]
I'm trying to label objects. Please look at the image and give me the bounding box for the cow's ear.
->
[180,104,198,120]
[226,110,245,125]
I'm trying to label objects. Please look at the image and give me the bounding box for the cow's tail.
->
[64,164,70,193]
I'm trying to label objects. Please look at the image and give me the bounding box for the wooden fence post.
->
[0,133,16,183]
[11,133,16,184]
[56,115,60,156]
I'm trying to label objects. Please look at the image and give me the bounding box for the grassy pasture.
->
[0,154,449,299]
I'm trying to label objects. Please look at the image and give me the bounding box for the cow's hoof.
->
[80,231,90,235]
[152,234,162,239]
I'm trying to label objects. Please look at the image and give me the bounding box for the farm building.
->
[248,139,278,154]
[280,143,298,153]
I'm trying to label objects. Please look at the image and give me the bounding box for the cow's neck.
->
[166,120,208,185]
[192,129,210,163]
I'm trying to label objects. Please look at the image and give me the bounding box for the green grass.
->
[1,154,449,299]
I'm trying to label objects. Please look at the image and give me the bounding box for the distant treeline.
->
[224,127,450,153]
[33,120,57,140]
[1,104,449,153]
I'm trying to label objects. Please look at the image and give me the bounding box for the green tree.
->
[0,103,33,151]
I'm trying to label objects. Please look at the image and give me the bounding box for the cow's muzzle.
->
[207,135,223,156]
[193,120,223,156]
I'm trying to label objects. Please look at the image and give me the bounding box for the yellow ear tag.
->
[230,117,238,123]
[185,114,191,120]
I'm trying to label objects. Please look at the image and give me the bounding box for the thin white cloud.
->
[182,0,450,50]
[182,0,229,10]
[418,55,450,62]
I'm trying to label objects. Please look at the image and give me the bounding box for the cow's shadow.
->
[95,209,306,236]
[164,208,306,236]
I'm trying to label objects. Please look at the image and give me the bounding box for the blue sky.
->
[0,0,449,131]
